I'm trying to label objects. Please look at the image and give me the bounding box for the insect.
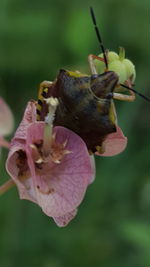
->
[36,7,150,154]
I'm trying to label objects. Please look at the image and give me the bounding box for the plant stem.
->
[0,179,15,196]
[0,137,10,148]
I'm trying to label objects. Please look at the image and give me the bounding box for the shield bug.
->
[36,7,150,154]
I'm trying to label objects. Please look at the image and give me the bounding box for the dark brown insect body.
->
[37,69,119,153]
[36,7,150,155]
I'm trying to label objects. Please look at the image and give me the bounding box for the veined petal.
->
[0,98,14,136]
[6,99,95,226]
[53,209,78,227]
[6,101,38,202]
[26,124,94,217]
[97,126,127,157]
[14,100,37,140]
[6,141,37,202]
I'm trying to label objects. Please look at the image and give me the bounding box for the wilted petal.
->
[6,101,36,202]
[6,101,38,202]
[6,141,36,202]
[6,141,37,202]
[97,126,127,157]
[0,98,14,136]
[26,124,94,218]
[53,209,77,227]
[14,100,37,140]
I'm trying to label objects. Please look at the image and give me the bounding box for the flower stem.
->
[0,179,15,196]
[0,137,10,148]
[119,47,125,61]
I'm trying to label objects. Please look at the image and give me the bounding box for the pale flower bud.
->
[94,48,136,85]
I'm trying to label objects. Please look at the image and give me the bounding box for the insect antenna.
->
[120,83,150,102]
[90,6,108,69]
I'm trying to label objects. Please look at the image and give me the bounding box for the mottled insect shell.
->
[37,69,119,153]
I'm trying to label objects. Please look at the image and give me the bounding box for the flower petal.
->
[26,123,94,217]
[53,209,77,227]
[96,126,127,157]
[6,99,95,225]
[0,98,14,136]
[6,141,37,202]
[6,101,38,202]
[14,100,37,140]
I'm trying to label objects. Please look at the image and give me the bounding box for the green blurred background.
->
[0,0,150,266]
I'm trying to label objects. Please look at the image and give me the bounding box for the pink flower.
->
[6,100,95,227]
[4,92,127,226]
[96,126,127,157]
[96,101,127,157]
[0,97,14,148]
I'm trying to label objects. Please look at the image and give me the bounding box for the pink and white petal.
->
[97,126,127,157]
[6,142,37,203]
[0,98,14,136]
[26,124,94,217]
[53,209,78,227]
[14,100,37,140]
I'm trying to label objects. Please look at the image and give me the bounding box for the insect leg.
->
[37,81,53,120]
[113,90,135,102]
[88,54,105,74]
[38,81,53,99]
